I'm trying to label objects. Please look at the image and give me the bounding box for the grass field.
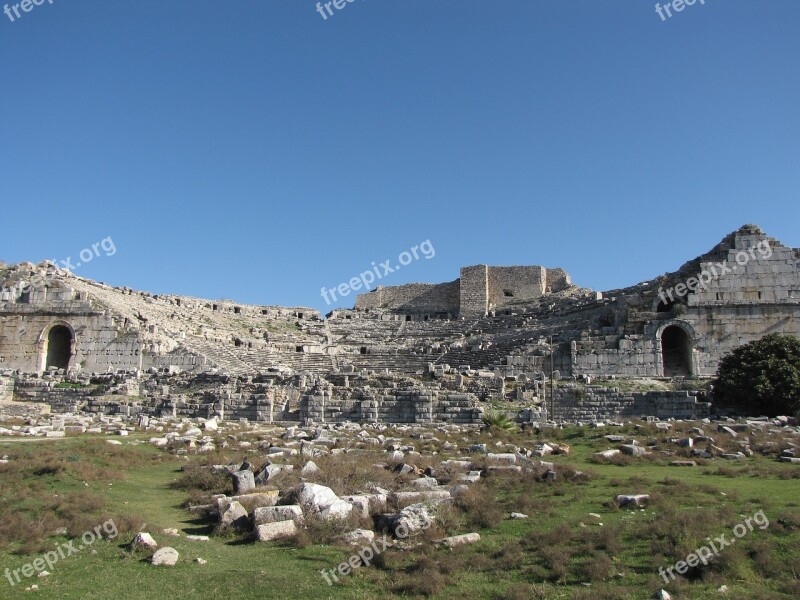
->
[1,422,798,599]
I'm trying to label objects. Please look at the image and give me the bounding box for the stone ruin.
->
[1,224,798,424]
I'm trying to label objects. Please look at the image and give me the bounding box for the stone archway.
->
[38,322,76,373]
[660,325,692,377]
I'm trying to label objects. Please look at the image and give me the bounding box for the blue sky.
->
[1,0,798,313]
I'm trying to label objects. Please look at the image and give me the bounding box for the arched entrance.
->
[656,298,675,313]
[45,325,73,371]
[660,325,692,377]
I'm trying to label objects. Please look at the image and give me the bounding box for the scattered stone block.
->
[253,505,304,526]
[615,494,650,508]
[256,520,297,542]
[231,470,255,495]
[219,501,249,531]
[151,547,179,566]
[341,529,375,546]
[435,533,480,547]
[131,532,158,549]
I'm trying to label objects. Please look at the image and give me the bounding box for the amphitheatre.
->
[2,224,800,600]
[1,223,798,424]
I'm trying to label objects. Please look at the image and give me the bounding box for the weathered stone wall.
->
[0,377,13,403]
[354,281,459,316]
[459,265,489,317]
[568,229,800,378]
[487,266,545,310]
[554,386,711,422]
[486,267,573,312]
[687,231,799,306]
[682,305,800,376]
[1,226,795,387]
[0,273,147,374]
[0,308,144,374]
[300,390,482,425]
[545,268,572,292]
[571,337,658,378]
[12,382,95,413]
[142,351,207,373]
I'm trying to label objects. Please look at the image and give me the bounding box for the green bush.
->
[714,334,800,417]
[482,411,518,433]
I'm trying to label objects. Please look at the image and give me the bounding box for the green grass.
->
[1,425,799,599]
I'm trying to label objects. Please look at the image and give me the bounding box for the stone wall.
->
[460,265,574,317]
[0,272,147,374]
[354,281,460,316]
[300,390,482,425]
[0,377,13,403]
[554,386,711,422]
[687,231,799,307]
[142,350,207,373]
[487,266,545,310]
[2,226,795,386]
[459,265,489,317]
[571,337,658,378]
[683,304,800,376]
[545,268,572,292]
[0,307,144,374]
[11,381,96,413]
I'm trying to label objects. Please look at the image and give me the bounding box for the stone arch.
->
[38,321,76,373]
[656,321,695,377]
[654,298,675,313]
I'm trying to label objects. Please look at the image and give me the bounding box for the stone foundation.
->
[553,386,711,422]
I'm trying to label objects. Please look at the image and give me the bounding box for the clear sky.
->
[1,0,798,314]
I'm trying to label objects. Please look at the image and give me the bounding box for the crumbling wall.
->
[554,386,710,421]
[12,381,95,413]
[487,266,546,310]
[0,310,143,374]
[0,377,13,403]
[545,268,572,292]
[142,351,206,373]
[683,305,800,376]
[687,230,799,307]
[459,265,489,317]
[300,389,482,425]
[354,282,459,316]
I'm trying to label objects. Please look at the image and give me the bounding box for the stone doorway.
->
[661,325,692,377]
[45,325,73,371]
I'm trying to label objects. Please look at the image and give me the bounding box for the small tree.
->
[714,334,800,417]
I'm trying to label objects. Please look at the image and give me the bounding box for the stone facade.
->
[1,225,798,424]
[0,276,144,374]
[552,386,711,422]
[299,389,481,425]
[459,265,490,318]
[354,281,460,318]
[0,376,12,403]
[568,225,800,378]
[353,264,573,319]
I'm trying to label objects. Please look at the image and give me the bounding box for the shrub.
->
[579,553,614,582]
[453,483,503,529]
[714,333,800,417]
[172,464,232,495]
[483,411,518,433]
